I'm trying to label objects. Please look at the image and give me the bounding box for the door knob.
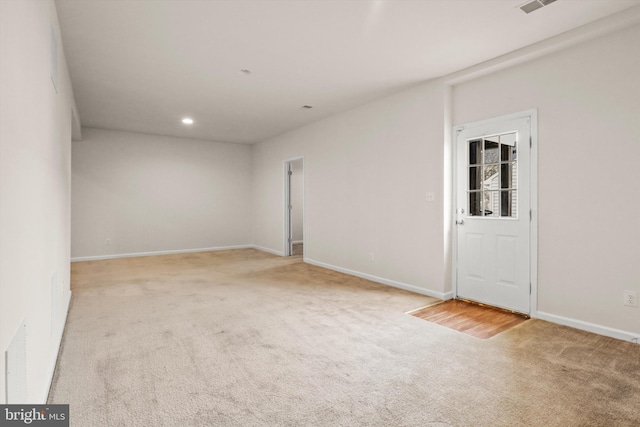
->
[456,220,465,225]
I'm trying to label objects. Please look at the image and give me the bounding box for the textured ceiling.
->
[55,0,640,143]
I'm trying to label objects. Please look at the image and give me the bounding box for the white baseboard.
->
[536,311,639,344]
[41,290,72,403]
[292,240,303,245]
[304,258,452,300]
[71,244,254,262]
[250,245,284,256]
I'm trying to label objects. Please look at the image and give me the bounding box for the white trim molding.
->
[536,311,640,344]
[305,258,453,301]
[251,245,284,257]
[71,245,254,262]
[42,290,72,403]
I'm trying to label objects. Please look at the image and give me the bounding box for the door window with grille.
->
[468,132,517,218]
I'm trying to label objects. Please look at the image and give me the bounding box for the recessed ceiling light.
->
[182,117,194,125]
[302,105,313,109]
[240,69,252,75]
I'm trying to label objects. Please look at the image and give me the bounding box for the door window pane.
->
[484,139,499,164]
[500,163,513,189]
[484,164,499,189]
[500,133,517,160]
[469,140,482,165]
[469,166,481,190]
[500,191,516,217]
[469,192,482,216]
[483,191,500,217]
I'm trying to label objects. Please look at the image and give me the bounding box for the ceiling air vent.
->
[520,0,557,14]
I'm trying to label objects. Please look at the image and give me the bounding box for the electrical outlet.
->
[623,290,638,307]
[105,238,111,246]
[369,253,375,262]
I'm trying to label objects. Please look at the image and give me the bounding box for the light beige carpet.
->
[49,249,640,426]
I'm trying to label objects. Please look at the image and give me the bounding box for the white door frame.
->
[452,109,538,316]
[283,157,304,256]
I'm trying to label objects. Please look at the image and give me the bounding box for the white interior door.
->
[455,115,532,314]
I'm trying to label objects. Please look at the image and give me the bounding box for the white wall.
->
[71,128,252,259]
[0,0,77,403]
[452,24,640,335]
[252,81,449,297]
[291,159,304,242]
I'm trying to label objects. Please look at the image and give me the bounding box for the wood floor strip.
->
[410,299,528,339]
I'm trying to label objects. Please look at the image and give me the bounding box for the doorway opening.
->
[284,158,304,257]
[453,110,537,315]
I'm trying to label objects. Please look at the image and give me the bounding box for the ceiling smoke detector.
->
[519,0,557,14]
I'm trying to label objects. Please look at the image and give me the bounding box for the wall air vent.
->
[520,0,557,14]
